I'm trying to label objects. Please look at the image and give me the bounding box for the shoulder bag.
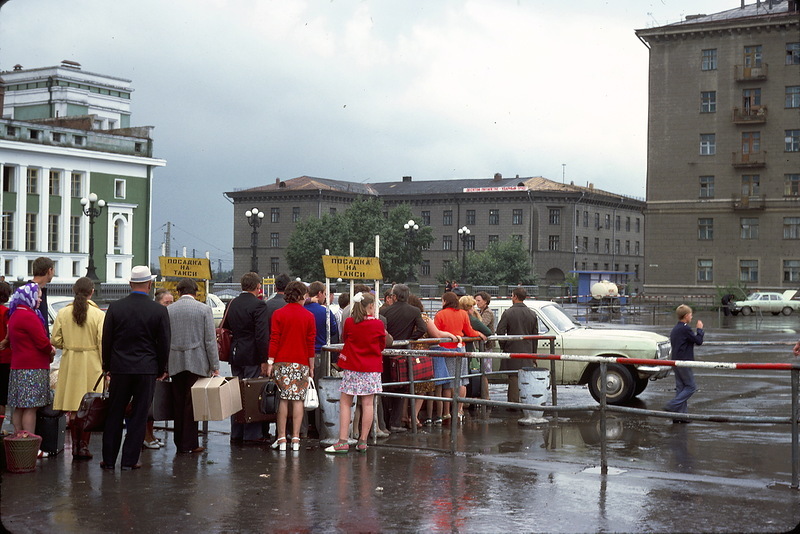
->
[74,374,109,432]
[215,301,233,362]
[303,377,319,411]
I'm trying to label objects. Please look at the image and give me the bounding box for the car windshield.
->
[745,293,762,301]
[538,304,579,333]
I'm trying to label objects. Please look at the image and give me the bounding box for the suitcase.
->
[35,409,66,456]
[151,379,174,421]
[233,378,276,424]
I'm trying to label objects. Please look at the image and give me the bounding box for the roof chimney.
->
[275,178,281,185]
[402,176,412,182]
[493,173,502,181]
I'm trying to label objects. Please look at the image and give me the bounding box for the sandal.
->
[324,440,350,454]
[291,437,300,451]
[271,437,287,451]
[356,441,368,452]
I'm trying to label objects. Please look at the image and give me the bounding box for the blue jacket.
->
[669,322,704,361]
[304,301,339,351]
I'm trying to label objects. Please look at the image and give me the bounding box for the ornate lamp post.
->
[245,208,265,274]
[403,219,419,282]
[457,225,471,282]
[80,192,106,281]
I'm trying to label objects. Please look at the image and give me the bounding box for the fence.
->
[324,336,800,489]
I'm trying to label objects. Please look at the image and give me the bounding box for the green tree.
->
[437,238,535,285]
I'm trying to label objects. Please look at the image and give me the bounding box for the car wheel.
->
[740,306,753,316]
[633,376,649,397]
[772,311,780,316]
[782,307,793,316]
[588,363,634,405]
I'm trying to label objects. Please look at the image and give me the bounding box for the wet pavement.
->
[2,312,800,533]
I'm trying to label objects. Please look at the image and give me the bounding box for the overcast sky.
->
[0,0,738,271]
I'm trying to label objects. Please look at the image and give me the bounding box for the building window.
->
[593,238,599,253]
[614,240,620,254]
[787,42,800,65]
[512,235,522,242]
[270,257,279,273]
[604,239,610,253]
[635,218,641,233]
[635,241,640,255]
[784,218,800,239]
[465,235,475,250]
[615,216,621,231]
[489,209,500,225]
[594,213,600,229]
[548,235,560,251]
[488,235,499,244]
[786,174,800,196]
[582,236,589,251]
[466,210,475,225]
[5,126,16,136]
[742,131,760,155]
[784,260,800,282]
[113,219,123,253]
[51,132,63,143]
[2,166,15,193]
[292,207,300,223]
[700,134,716,155]
[742,175,760,196]
[786,130,800,152]
[329,207,336,216]
[114,179,126,199]
[134,143,143,153]
[422,211,430,226]
[421,260,430,276]
[700,176,715,198]
[443,235,452,250]
[25,213,36,251]
[744,45,762,68]
[70,216,80,253]
[625,217,631,232]
[114,262,123,279]
[512,209,523,225]
[74,135,86,146]
[271,207,280,223]
[71,173,82,197]
[548,209,560,225]
[48,215,59,252]
[26,260,34,276]
[270,232,279,247]
[740,217,759,239]
[443,259,452,273]
[625,240,631,254]
[701,49,717,71]
[742,88,761,110]
[49,170,61,196]
[604,214,611,229]
[698,218,713,240]
[2,212,13,249]
[583,211,588,227]
[26,168,38,194]
[443,210,452,226]
[698,259,713,282]
[701,91,716,113]
[29,129,41,140]
[72,261,81,277]
[740,260,758,282]
[787,86,800,108]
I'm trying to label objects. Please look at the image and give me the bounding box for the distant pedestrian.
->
[325,291,386,454]
[664,304,704,422]
[495,287,538,405]
[474,291,495,402]
[266,281,316,451]
[101,266,170,470]
[167,278,219,454]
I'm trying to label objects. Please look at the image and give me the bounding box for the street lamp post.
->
[80,192,106,282]
[457,225,471,283]
[245,208,265,274]
[403,219,419,282]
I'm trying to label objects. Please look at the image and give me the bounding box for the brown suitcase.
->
[233,378,276,424]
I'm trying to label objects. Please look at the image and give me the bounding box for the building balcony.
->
[732,106,767,124]
[734,63,768,81]
[732,194,766,210]
[731,151,766,168]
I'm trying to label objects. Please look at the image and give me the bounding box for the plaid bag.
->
[389,354,434,383]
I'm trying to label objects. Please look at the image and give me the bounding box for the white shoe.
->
[143,440,161,449]
[291,438,300,451]
[271,437,287,451]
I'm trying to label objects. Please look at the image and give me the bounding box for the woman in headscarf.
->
[52,277,105,459]
[7,282,55,435]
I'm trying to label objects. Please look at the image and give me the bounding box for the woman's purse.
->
[303,377,319,411]
[259,381,280,415]
[74,374,109,432]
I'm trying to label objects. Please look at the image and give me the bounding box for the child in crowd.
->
[325,292,386,453]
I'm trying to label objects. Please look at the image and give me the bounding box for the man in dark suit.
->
[222,272,269,444]
[101,265,170,470]
[496,287,539,404]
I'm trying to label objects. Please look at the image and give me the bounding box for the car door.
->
[532,309,566,383]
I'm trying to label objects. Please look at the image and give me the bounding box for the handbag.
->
[74,374,109,432]
[259,380,280,415]
[215,302,233,362]
[389,354,434,383]
[303,377,319,411]
[151,379,174,421]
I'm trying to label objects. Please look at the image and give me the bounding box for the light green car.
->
[733,290,800,316]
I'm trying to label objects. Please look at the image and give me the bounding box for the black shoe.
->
[672,419,690,424]
[99,461,114,470]
[121,463,142,470]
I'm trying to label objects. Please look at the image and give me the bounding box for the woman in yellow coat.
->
[52,277,104,460]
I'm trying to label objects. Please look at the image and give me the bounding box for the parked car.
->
[732,290,800,316]
[490,300,671,405]
[206,293,226,327]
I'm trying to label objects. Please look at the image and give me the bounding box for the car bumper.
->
[636,365,671,379]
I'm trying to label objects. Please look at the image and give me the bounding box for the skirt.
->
[7,368,50,408]
[273,362,309,401]
[433,347,468,387]
[340,370,382,396]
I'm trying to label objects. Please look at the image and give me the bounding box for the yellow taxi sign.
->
[154,280,208,303]
[322,255,383,280]
[159,257,212,279]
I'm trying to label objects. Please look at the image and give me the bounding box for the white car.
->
[491,300,671,405]
[733,290,800,316]
[206,293,226,326]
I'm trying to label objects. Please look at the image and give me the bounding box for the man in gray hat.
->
[101,265,171,470]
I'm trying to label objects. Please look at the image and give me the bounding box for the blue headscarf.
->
[8,282,47,333]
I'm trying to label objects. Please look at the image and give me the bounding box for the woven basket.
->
[4,432,42,473]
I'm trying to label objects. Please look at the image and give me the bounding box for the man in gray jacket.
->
[167,278,219,453]
[495,287,538,405]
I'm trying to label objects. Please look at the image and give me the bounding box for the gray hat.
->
[129,265,156,283]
